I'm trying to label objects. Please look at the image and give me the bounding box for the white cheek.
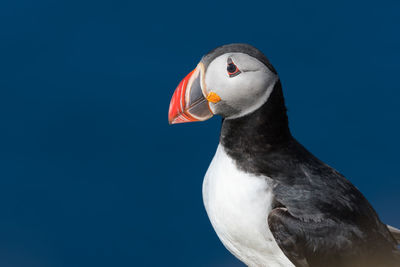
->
[204,53,278,119]
[228,72,267,104]
[227,71,277,119]
[204,55,247,104]
[205,56,230,94]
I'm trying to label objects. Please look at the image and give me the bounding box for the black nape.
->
[220,80,290,149]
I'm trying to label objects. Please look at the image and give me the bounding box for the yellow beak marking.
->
[206,92,221,103]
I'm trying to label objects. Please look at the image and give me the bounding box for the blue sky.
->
[1,0,399,266]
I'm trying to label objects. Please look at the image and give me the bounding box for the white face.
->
[203,52,278,119]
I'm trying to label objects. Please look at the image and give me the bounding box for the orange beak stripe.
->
[206,92,221,103]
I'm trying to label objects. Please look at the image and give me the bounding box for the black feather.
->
[220,80,400,266]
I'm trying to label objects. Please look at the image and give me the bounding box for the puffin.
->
[168,43,400,267]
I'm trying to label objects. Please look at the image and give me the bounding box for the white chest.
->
[202,145,294,267]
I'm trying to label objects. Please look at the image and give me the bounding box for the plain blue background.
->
[1,0,399,266]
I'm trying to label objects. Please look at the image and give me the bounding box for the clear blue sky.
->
[1,0,399,266]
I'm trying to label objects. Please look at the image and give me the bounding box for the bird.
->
[168,43,400,267]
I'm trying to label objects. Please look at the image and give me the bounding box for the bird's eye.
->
[227,58,241,77]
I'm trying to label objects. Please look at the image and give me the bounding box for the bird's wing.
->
[387,224,400,245]
[267,207,309,267]
[268,207,400,267]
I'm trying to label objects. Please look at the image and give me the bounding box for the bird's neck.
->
[220,80,292,153]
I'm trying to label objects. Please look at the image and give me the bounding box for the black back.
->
[220,80,400,266]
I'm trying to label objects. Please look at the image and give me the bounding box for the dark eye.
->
[227,63,236,73]
[227,58,241,77]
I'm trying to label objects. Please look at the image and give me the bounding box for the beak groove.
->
[168,63,213,124]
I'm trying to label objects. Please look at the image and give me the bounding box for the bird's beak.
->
[168,62,215,124]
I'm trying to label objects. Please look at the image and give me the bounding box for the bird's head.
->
[168,43,279,124]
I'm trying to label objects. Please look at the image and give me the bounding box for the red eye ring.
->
[226,62,240,77]
[227,59,241,77]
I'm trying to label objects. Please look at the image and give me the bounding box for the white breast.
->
[202,145,294,267]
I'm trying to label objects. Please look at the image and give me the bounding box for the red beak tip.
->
[168,118,177,125]
[168,65,213,125]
